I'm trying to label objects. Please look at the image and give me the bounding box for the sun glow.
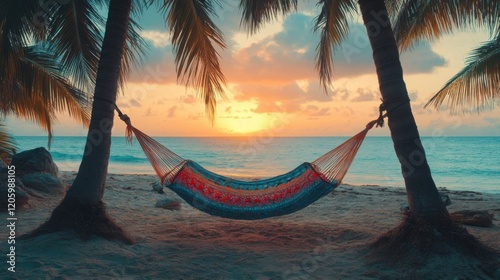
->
[219,114,275,135]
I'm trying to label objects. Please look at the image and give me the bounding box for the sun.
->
[219,114,273,135]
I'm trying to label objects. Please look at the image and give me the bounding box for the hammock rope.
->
[113,101,386,219]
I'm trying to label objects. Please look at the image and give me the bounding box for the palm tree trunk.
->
[23,0,133,243]
[357,0,447,219]
[360,1,497,263]
[65,0,131,202]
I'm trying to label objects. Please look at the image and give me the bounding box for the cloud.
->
[235,82,332,103]
[188,113,205,120]
[179,94,196,104]
[351,88,377,102]
[400,43,447,73]
[328,106,356,118]
[233,82,333,114]
[130,99,141,107]
[222,14,318,83]
[144,107,156,117]
[140,30,171,48]
[132,6,447,87]
[251,102,288,113]
[411,101,431,115]
[409,91,418,101]
[116,98,141,108]
[167,106,178,118]
[221,16,447,85]
[332,87,351,101]
[220,115,252,119]
[303,105,331,117]
[128,59,176,84]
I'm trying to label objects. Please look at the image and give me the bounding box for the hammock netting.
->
[122,114,376,220]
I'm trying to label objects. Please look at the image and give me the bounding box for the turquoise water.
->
[12,136,500,194]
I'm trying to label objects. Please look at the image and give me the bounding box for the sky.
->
[5,1,500,137]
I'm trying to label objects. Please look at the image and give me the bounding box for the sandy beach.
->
[1,171,499,279]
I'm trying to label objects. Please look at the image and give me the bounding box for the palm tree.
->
[0,1,91,146]
[242,0,444,217]
[25,0,226,242]
[23,0,136,243]
[391,0,500,113]
[239,0,495,260]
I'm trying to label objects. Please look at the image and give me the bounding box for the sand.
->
[1,171,499,279]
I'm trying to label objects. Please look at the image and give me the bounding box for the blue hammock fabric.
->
[167,160,338,220]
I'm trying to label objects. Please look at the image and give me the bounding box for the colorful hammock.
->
[118,111,381,220]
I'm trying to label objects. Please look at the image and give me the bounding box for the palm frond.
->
[314,0,357,93]
[394,0,500,50]
[239,0,297,34]
[0,122,16,163]
[0,46,91,144]
[0,83,57,146]
[0,0,40,48]
[119,18,148,91]
[425,37,500,113]
[384,0,404,18]
[494,21,500,38]
[161,0,226,120]
[47,0,105,92]
[20,46,91,126]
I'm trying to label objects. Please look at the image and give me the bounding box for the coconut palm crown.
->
[0,1,91,144]
[391,0,500,113]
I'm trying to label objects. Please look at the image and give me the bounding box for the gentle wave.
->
[109,155,148,163]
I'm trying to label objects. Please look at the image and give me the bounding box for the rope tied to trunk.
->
[93,96,134,143]
[365,100,387,130]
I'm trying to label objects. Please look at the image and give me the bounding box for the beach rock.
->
[439,193,451,206]
[450,210,493,227]
[0,174,30,211]
[20,173,67,196]
[155,198,181,211]
[11,147,58,176]
[151,181,164,194]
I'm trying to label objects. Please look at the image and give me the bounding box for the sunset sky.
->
[6,1,500,137]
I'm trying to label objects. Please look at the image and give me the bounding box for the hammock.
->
[118,111,382,220]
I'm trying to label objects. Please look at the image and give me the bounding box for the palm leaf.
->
[0,79,57,146]
[119,17,148,91]
[384,0,404,18]
[394,0,500,50]
[0,0,40,48]
[47,0,106,92]
[239,0,297,33]
[0,46,91,145]
[161,0,226,120]
[314,0,357,92]
[20,47,91,126]
[44,0,146,95]
[0,122,16,163]
[425,37,500,113]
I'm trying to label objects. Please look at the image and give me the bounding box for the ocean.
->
[12,136,500,194]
